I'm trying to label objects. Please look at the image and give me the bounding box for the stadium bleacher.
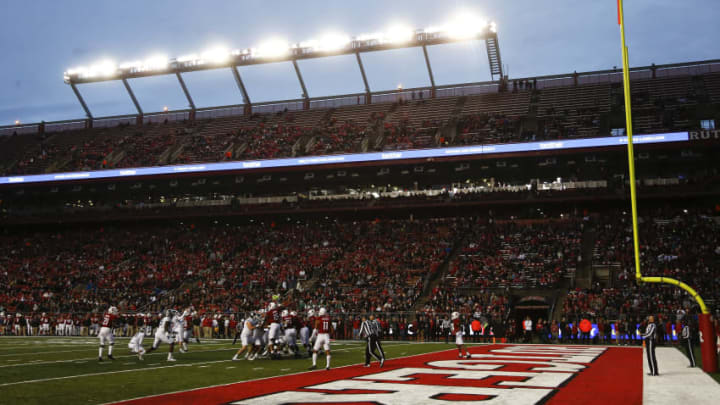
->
[2,64,719,177]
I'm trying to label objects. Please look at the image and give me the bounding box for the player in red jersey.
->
[98,306,119,361]
[309,307,332,370]
[451,311,471,359]
[40,313,50,335]
[282,310,300,356]
[184,309,199,345]
[264,302,283,358]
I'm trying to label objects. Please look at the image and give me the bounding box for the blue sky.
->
[0,0,718,125]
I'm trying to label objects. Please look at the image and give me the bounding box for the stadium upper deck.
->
[0,59,718,183]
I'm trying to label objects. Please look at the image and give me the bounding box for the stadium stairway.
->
[573,222,597,290]
[410,233,469,317]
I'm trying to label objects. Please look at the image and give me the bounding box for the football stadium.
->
[1,1,720,404]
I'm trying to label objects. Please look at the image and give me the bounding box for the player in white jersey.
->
[128,330,146,360]
[173,310,188,353]
[232,313,259,361]
[252,310,267,359]
[147,309,177,361]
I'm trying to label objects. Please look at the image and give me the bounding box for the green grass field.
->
[0,336,453,404]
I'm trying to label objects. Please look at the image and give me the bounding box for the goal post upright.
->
[617,0,717,372]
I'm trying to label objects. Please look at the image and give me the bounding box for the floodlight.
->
[384,25,414,43]
[65,67,86,77]
[357,32,383,42]
[201,47,230,64]
[119,61,142,70]
[89,60,117,78]
[490,21,497,33]
[445,13,488,39]
[163,106,169,112]
[256,39,290,58]
[177,53,198,63]
[317,33,351,51]
[14,120,20,125]
[144,55,169,70]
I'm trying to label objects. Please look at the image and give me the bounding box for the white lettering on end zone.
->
[352,367,574,387]
[232,345,608,405]
[234,379,554,405]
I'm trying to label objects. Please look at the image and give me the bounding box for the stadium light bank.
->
[61,15,503,120]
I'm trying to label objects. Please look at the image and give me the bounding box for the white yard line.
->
[0,347,236,368]
[0,359,232,387]
[643,347,720,405]
[0,348,105,358]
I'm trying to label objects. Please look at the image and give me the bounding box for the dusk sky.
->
[1,0,718,125]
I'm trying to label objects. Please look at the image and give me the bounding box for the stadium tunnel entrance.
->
[513,295,552,327]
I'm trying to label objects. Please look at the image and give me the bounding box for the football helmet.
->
[281,309,289,317]
[41,312,46,317]
[290,311,297,317]
[307,309,315,318]
[451,311,460,320]
[108,306,119,315]
[318,307,327,316]
[268,302,277,311]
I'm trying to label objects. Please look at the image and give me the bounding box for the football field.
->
[1,337,719,404]
[0,336,447,404]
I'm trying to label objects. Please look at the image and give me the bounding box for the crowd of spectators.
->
[445,219,582,289]
[1,210,718,344]
[560,211,720,343]
[0,217,460,320]
[0,100,608,176]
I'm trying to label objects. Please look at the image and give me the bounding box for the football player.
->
[264,302,282,359]
[301,309,315,356]
[184,309,199,345]
[451,311,471,359]
[128,330,146,360]
[147,309,177,361]
[283,310,300,356]
[40,313,50,336]
[98,306,119,361]
[232,312,258,361]
[173,309,188,353]
[309,307,332,370]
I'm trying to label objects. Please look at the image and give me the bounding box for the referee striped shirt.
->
[360,319,380,338]
[642,322,656,340]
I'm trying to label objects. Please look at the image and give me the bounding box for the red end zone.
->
[114,344,642,405]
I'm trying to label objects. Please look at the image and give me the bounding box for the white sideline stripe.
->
[99,343,456,405]
[643,347,720,405]
[0,347,237,368]
[0,359,231,387]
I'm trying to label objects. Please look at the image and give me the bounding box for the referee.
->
[360,314,385,367]
[642,315,659,376]
[680,318,696,367]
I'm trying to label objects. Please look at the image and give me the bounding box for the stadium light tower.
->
[63,16,502,118]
